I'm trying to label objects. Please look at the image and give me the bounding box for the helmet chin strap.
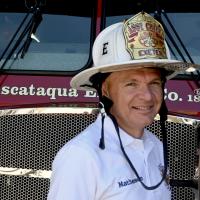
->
[98,96,113,150]
[108,111,168,190]
[93,71,169,190]
[98,94,169,190]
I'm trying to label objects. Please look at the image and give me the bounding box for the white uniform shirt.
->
[48,114,171,200]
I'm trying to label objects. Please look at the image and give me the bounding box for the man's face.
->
[102,68,163,138]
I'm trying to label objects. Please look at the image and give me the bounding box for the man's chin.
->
[140,117,155,127]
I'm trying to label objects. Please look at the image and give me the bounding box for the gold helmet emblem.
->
[123,12,167,60]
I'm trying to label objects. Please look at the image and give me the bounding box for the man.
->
[48,12,198,200]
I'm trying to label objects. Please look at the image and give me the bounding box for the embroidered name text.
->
[118,177,143,188]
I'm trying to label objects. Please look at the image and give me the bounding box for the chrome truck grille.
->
[0,108,199,200]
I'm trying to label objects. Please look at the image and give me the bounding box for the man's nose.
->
[140,86,153,101]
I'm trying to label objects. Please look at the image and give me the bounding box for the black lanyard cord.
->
[108,113,168,190]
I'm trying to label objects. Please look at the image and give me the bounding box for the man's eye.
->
[151,81,162,86]
[125,82,137,87]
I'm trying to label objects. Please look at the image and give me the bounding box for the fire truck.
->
[0,0,199,199]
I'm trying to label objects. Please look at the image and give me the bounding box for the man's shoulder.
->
[54,119,101,161]
[70,119,101,147]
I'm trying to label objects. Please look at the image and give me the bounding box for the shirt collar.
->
[96,114,154,152]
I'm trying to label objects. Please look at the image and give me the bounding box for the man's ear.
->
[101,80,109,97]
[100,80,113,113]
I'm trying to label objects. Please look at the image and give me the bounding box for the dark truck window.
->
[0,12,92,72]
